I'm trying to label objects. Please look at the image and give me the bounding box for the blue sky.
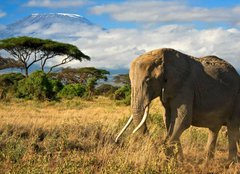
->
[0,0,240,70]
[1,0,240,29]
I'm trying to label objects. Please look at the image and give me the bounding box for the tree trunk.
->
[25,67,29,77]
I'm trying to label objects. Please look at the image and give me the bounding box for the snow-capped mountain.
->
[0,13,104,41]
[0,13,143,71]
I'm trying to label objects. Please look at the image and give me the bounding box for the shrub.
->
[95,84,118,96]
[57,84,86,99]
[16,71,62,100]
[85,77,97,97]
[114,85,131,105]
[0,73,25,99]
[49,78,64,97]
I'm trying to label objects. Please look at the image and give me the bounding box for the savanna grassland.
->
[0,97,239,174]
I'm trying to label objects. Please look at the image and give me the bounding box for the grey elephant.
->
[115,48,240,163]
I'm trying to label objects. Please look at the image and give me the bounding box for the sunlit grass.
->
[0,97,239,173]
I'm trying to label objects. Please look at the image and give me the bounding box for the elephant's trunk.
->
[132,106,149,134]
[131,87,149,135]
[115,86,150,142]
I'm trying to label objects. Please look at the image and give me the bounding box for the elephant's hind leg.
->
[205,127,221,162]
[227,123,239,162]
[227,95,240,163]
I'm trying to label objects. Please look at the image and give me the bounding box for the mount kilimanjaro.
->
[0,13,104,41]
[0,13,130,73]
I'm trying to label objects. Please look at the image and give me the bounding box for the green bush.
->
[16,71,62,100]
[57,84,86,99]
[95,84,118,96]
[85,77,97,97]
[0,73,25,99]
[50,78,64,97]
[114,85,131,105]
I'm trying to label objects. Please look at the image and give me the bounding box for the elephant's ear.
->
[162,49,190,94]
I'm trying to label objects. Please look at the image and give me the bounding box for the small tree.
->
[0,37,90,76]
[113,74,130,85]
[51,67,110,85]
[95,84,118,96]
[85,77,97,97]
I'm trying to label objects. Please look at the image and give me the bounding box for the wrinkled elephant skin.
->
[116,48,240,163]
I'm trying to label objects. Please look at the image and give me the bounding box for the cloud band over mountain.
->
[0,13,240,71]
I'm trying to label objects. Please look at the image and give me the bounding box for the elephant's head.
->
[115,48,190,142]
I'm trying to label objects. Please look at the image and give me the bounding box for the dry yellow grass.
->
[0,97,129,127]
[0,97,239,173]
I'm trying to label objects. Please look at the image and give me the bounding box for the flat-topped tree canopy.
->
[113,74,130,85]
[0,56,24,70]
[50,67,110,85]
[0,36,90,76]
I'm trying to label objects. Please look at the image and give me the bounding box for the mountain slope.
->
[0,13,104,40]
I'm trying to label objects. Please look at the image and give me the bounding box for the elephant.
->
[115,48,240,163]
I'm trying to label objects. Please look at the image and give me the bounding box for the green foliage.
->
[0,36,90,76]
[0,73,25,99]
[16,71,62,100]
[0,36,44,50]
[51,67,110,85]
[57,84,86,99]
[85,77,97,97]
[95,84,118,96]
[50,78,64,96]
[114,84,131,105]
[0,73,25,87]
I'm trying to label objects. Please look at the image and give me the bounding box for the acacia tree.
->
[0,36,90,77]
[0,56,24,70]
[51,67,110,85]
[113,74,130,85]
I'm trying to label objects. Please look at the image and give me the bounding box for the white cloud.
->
[90,0,240,26]
[25,0,89,8]
[65,26,240,71]
[16,17,240,71]
[20,23,43,34]
[0,10,6,18]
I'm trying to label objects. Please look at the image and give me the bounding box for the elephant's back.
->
[198,56,236,71]
[196,55,239,82]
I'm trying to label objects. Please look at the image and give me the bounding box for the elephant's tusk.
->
[132,106,149,134]
[115,115,133,143]
[162,88,166,103]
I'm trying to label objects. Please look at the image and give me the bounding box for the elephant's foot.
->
[225,156,239,169]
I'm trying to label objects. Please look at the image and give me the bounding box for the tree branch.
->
[47,56,73,73]
[41,52,57,71]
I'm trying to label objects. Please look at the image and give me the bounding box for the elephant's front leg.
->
[205,127,221,163]
[165,92,193,160]
[162,101,173,143]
